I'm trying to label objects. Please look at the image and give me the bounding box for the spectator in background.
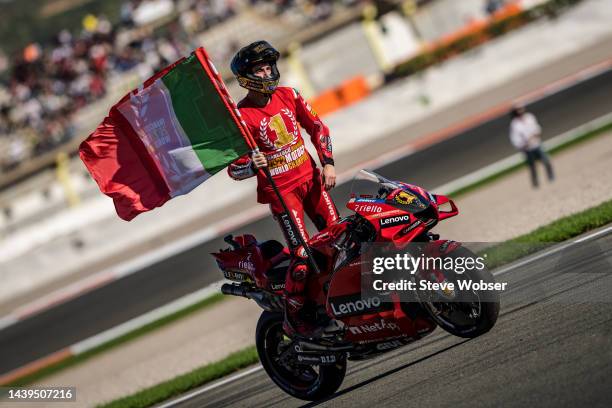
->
[509,105,554,188]
[485,0,505,16]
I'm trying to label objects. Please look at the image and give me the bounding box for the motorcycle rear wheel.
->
[418,246,500,338]
[255,311,346,401]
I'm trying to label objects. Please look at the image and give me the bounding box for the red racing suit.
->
[228,87,338,300]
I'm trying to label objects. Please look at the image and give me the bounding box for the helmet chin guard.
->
[231,41,281,94]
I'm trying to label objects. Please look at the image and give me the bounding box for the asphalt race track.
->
[167,231,612,408]
[1,69,612,375]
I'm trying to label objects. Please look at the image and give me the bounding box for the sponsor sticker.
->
[267,142,308,176]
[379,215,411,228]
[354,204,384,213]
[371,210,403,219]
[223,270,250,282]
[237,253,255,272]
[280,213,299,247]
[329,294,391,317]
[322,191,337,220]
[349,319,401,335]
[270,282,285,291]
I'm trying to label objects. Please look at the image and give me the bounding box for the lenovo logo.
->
[380,215,411,228]
[280,213,299,247]
[330,296,382,317]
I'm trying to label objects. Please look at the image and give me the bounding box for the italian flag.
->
[80,48,253,221]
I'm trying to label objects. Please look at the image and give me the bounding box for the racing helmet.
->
[231,41,280,94]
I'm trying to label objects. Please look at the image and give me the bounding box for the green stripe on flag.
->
[161,55,250,175]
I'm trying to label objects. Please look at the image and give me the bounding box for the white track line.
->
[0,316,18,332]
[8,207,266,322]
[70,281,224,354]
[0,281,227,385]
[574,224,612,243]
[154,365,264,408]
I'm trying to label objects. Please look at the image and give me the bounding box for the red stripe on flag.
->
[79,106,171,221]
[79,57,191,221]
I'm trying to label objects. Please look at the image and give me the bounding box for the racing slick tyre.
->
[255,311,346,401]
[417,246,500,338]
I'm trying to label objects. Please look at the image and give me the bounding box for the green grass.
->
[8,293,226,387]
[449,121,612,198]
[97,346,259,408]
[484,199,612,268]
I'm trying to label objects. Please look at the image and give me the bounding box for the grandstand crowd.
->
[0,0,356,173]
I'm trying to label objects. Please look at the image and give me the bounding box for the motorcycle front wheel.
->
[416,246,500,338]
[255,311,346,401]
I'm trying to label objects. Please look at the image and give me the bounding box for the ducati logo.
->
[395,191,417,205]
[322,192,337,221]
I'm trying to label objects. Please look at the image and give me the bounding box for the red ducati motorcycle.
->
[213,170,499,401]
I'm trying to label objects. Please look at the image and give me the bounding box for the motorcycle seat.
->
[258,240,289,290]
[259,240,289,266]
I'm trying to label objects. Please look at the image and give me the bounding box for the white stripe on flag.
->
[117,79,211,197]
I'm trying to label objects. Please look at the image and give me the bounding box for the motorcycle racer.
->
[228,41,340,338]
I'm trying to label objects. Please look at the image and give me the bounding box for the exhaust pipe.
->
[221,283,282,311]
[221,283,249,298]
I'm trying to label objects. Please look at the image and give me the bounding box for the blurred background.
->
[0,0,611,405]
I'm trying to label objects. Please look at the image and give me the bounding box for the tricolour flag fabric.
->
[80,47,253,221]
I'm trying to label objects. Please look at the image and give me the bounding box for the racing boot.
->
[283,295,344,340]
[283,262,343,339]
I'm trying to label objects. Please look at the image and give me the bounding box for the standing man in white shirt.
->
[509,105,554,188]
